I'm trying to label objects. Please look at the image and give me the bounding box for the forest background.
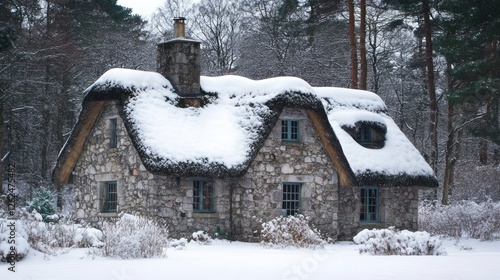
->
[0,0,498,208]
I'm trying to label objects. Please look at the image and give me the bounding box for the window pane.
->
[193,180,213,212]
[291,120,298,140]
[193,181,200,210]
[282,120,299,142]
[283,183,301,216]
[360,187,378,222]
[359,126,372,142]
[105,181,117,212]
[110,119,118,148]
[281,120,288,139]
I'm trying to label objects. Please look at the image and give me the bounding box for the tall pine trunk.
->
[442,63,456,205]
[423,0,438,173]
[0,102,4,194]
[359,0,367,90]
[348,0,358,89]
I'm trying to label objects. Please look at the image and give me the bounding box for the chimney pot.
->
[174,17,186,38]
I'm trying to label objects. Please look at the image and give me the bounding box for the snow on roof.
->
[317,87,435,178]
[82,68,435,183]
[201,75,315,104]
[86,68,175,96]
[112,73,318,169]
[314,87,387,113]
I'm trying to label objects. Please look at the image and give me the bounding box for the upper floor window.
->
[360,187,379,223]
[193,180,214,213]
[342,122,386,149]
[104,181,118,213]
[283,182,301,216]
[110,118,118,148]
[357,125,372,143]
[281,119,299,142]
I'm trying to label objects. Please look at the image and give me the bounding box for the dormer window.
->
[342,121,386,149]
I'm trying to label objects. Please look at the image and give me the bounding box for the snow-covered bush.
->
[19,208,98,255]
[191,230,212,245]
[353,227,446,256]
[419,200,500,240]
[28,187,58,222]
[0,218,30,262]
[260,215,326,249]
[96,214,168,258]
[170,238,188,250]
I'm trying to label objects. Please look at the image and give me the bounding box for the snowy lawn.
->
[2,238,500,280]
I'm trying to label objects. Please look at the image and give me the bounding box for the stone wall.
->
[71,101,420,241]
[234,108,339,241]
[337,185,420,240]
[381,187,419,231]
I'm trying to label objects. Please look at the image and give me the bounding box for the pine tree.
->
[436,0,500,146]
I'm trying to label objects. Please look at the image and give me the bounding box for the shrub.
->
[260,215,326,249]
[96,214,168,258]
[18,208,102,256]
[0,219,30,262]
[169,238,188,250]
[419,200,500,240]
[353,227,446,256]
[191,230,212,245]
[28,187,58,222]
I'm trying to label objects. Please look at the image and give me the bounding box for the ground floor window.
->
[193,180,214,212]
[104,181,117,212]
[283,182,301,216]
[360,187,379,222]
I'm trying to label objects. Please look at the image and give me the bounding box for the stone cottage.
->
[52,18,437,241]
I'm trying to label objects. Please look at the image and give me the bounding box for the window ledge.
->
[99,212,118,218]
[359,222,385,229]
[192,212,218,218]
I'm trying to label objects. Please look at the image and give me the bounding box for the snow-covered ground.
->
[2,238,499,280]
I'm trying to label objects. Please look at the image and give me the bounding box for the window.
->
[282,183,301,216]
[110,118,118,148]
[360,187,379,223]
[358,125,372,143]
[104,181,118,212]
[281,119,299,142]
[193,180,214,212]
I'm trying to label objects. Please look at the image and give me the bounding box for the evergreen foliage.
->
[28,187,57,222]
[435,0,500,144]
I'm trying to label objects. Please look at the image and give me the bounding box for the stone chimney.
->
[157,17,201,97]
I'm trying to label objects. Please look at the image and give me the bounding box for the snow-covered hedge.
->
[0,219,30,262]
[191,230,212,245]
[96,214,168,258]
[353,227,446,256]
[260,215,326,249]
[19,208,101,256]
[419,200,500,240]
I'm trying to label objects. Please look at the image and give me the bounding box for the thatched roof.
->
[52,69,438,188]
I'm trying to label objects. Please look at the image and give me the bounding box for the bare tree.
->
[192,0,242,75]
[150,0,195,40]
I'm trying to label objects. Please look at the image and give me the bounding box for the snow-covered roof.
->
[54,68,437,187]
[315,87,436,186]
